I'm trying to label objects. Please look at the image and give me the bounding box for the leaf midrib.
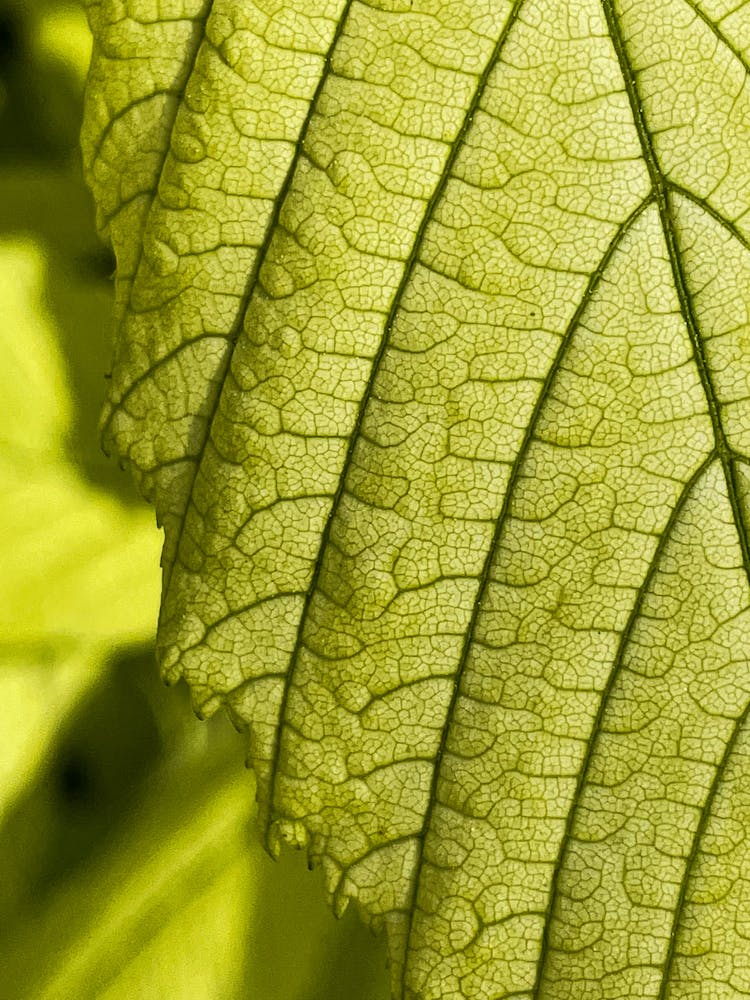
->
[179,3,750,992]
[529,4,750,997]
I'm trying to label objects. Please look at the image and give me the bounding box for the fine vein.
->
[160,0,357,595]
[402,190,652,993]
[266,0,531,849]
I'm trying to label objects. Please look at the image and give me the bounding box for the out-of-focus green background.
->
[0,2,387,996]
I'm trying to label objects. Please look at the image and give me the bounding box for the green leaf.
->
[1,9,388,999]
[0,232,161,818]
[82,1,750,997]
[0,237,161,649]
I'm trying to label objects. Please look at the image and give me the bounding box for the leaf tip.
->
[332,882,350,920]
[265,823,282,862]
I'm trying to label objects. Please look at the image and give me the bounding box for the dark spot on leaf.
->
[0,12,20,66]
[55,754,92,806]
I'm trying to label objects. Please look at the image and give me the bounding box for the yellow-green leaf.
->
[0,235,162,812]
[0,237,161,647]
[83,1,750,997]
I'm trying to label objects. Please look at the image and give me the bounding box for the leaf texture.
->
[83,0,750,997]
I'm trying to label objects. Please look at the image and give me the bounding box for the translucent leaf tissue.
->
[82,1,750,997]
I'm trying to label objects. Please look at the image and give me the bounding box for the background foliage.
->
[0,1,387,995]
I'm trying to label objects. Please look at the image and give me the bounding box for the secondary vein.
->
[101,0,215,419]
[596,5,750,995]
[531,452,714,998]
[401,190,653,996]
[159,0,357,595]
[264,0,532,859]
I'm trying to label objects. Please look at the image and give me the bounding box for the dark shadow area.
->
[0,647,164,930]
[0,0,81,163]
[0,644,245,998]
[0,2,391,996]
[0,640,389,1000]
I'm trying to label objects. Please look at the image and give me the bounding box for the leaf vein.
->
[401,190,653,993]
[679,0,750,80]
[159,0,358,594]
[265,0,532,850]
[598,8,750,996]
[531,452,715,998]
[99,0,214,387]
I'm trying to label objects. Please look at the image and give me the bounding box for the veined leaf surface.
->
[82,0,750,996]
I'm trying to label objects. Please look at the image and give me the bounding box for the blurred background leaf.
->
[0,2,388,997]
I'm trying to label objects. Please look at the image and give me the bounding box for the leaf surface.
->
[83,1,750,997]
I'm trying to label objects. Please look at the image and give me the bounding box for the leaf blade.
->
[83,1,750,997]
